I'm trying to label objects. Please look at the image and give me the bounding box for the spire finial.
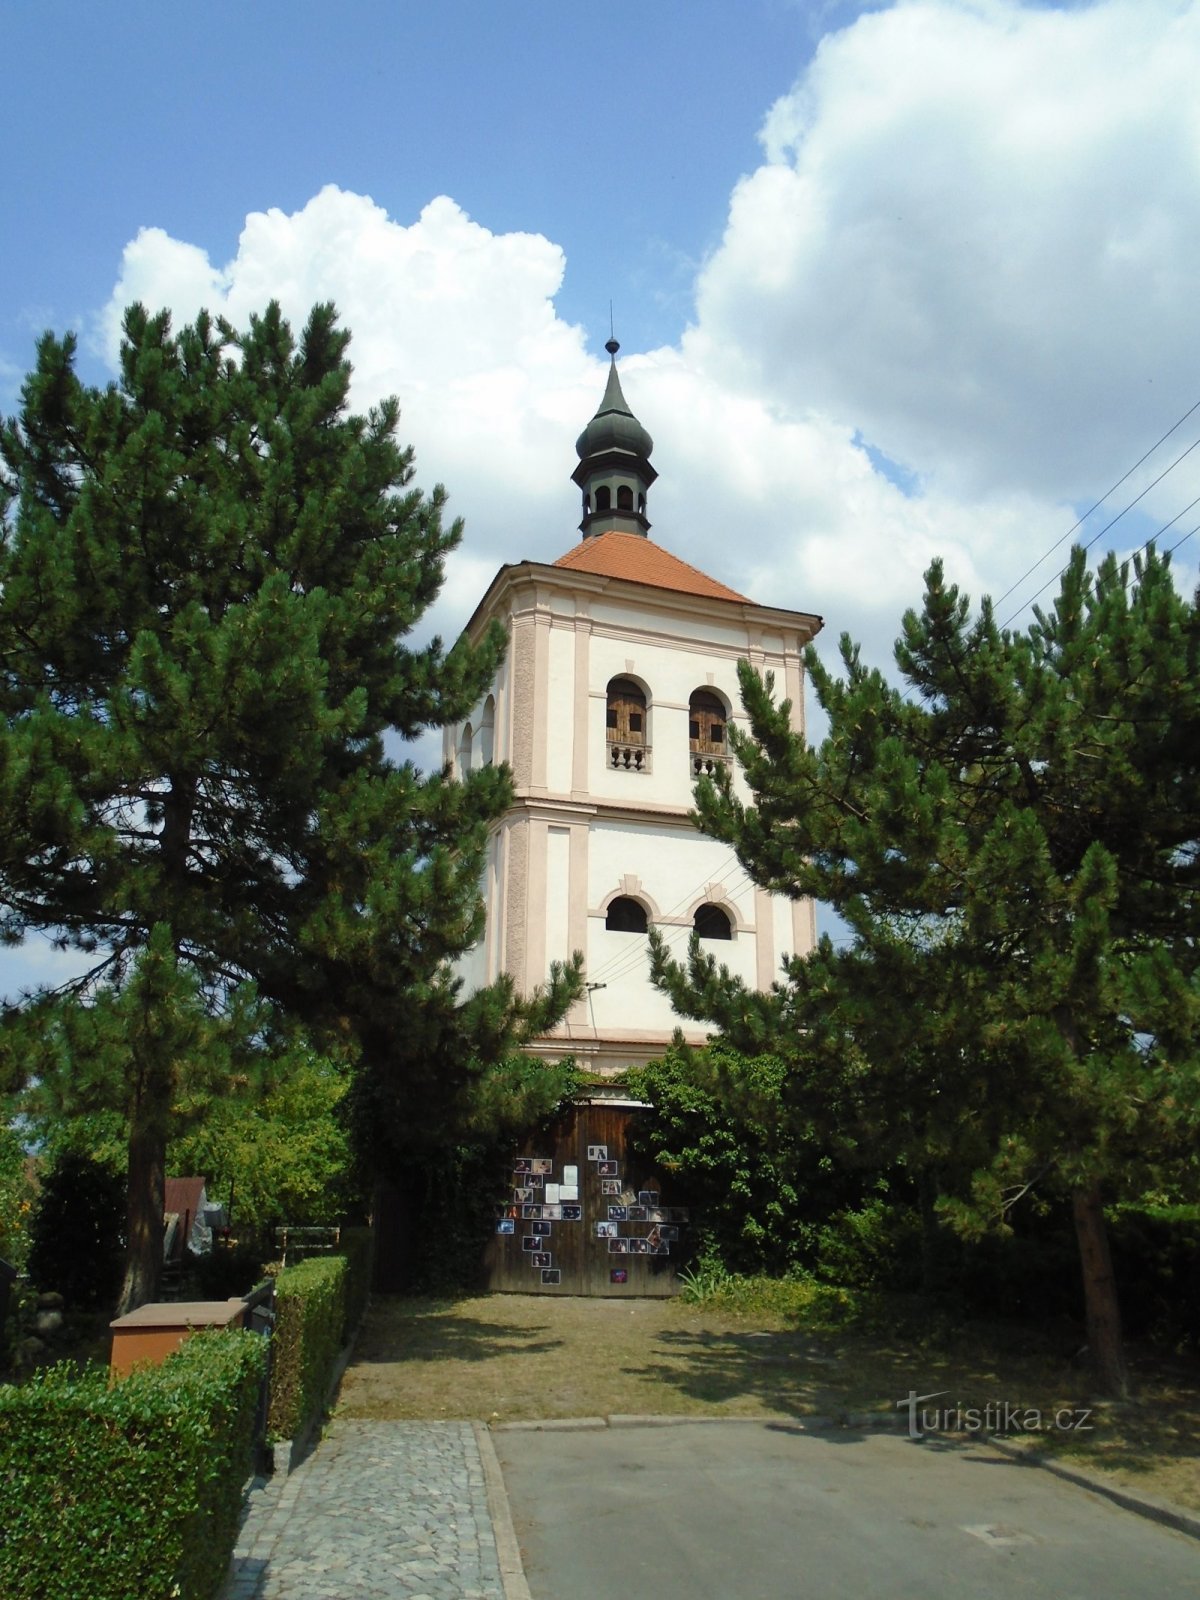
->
[605,337,620,358]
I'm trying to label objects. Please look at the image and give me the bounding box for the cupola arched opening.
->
[617,485,633,511]
[595,485,611,512]
[693,902,732,940]
[458,721,474,775]
[605,896,649,933]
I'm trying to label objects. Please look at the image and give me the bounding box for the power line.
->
[582,858,756,990]
[582,854,751,988]
[993,393,1200,613]
[998,449,1200,631]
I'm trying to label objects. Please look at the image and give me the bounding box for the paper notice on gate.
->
[560,1184,579,1201]
[563,1165,579,1185]
[544,1183,561,1203]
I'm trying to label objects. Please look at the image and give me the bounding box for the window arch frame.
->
[688,687,730,757]
[692,901,734,941]
[604,894,651,934]
[606,674,650,749]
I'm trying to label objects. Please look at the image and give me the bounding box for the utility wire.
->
[997,445,1200,630]
[992,393,1200,612]
[583,858,754,990]
[580,846,749,986]
[584,862,758,992]
[583,864,751,991]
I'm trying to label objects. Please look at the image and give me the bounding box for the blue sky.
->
[3,1,839,383]
[4,0,1200,997]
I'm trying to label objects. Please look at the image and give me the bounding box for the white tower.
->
[446,345,823,1072]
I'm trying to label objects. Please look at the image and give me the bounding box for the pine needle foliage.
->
[653,547,1200,1395]
[0,302,580,1311]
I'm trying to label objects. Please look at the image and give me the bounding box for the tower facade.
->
[446,349,822,1072]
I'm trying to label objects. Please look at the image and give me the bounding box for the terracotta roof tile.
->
[553,531,748,603]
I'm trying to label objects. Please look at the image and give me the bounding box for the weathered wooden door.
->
[484,1101,690,1296]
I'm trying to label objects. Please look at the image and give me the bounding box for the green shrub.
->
[0,1328,266,1600]
[268,1254,348,1441]
[1110,1205,1200,1351]
[26,1150,126,1309]
[190,1242,268,1301]
[676,1263,861,1326]
[337,1226,373,1341]
[626,1044,873,1275]
[813,1194,925,1291]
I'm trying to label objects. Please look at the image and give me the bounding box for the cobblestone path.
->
[222,1420,508,1600]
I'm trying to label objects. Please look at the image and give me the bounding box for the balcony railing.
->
[609,741,651,772]
[690,751,732,779]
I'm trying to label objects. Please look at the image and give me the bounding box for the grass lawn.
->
[336,1292,1200,1515]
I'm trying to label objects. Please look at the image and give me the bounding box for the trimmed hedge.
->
[268,1254,348,1442]
[338,1225,373,1341]
[266,1230,373,1443]
[0,1328,266,1600]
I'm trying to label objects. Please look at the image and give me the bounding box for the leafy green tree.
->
[654,548,1200,1394]
[169,1045,356,1238]
[626,1042,848,1275]
[0,1122,35,1272]
[0,302,580,1312]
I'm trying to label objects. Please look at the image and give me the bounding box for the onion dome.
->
[571,339,657,539]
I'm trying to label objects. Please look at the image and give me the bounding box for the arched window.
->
[595,485,611,512]
[637,492,646,513]
[693,902,732,940]
[479,695,495,766]
[689,690,727,755]
[606,896,648,933]
[606,677,647,746]
[458,722,473,775]
[582,491,590,515]
[617,485,633,511]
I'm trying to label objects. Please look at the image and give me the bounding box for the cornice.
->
[462,556,822,648]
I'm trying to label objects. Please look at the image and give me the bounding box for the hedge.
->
[338,1225,373,1341]
[267,1254,348,1442]
[266,1230,373,1443]
[0,1328,266,1600]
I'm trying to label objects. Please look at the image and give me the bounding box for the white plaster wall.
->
[544,824,571,974]
[544,626,576,794]
[454,935,489,996]
[583,817,759,1034]
[772,893,799,967]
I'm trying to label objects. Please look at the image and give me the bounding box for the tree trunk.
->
[1071,1180,1129,1398]
[116,1073,169,1316]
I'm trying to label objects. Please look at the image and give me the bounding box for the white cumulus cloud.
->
[97,1,1200,686]
[691,0,1200,515]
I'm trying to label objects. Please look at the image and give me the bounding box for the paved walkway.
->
[221,1421,511,1600]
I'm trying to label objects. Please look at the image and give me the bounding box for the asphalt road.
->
[496,1422,1199,1599]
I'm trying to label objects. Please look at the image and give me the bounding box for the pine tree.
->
[653,547,1200,1394]
[0,302,580,1312]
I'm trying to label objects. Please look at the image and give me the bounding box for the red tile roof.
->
[553,531,749,603]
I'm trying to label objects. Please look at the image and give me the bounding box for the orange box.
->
[109,1299,246,1378]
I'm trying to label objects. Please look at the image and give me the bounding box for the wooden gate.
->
[484,1100,690,1296]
